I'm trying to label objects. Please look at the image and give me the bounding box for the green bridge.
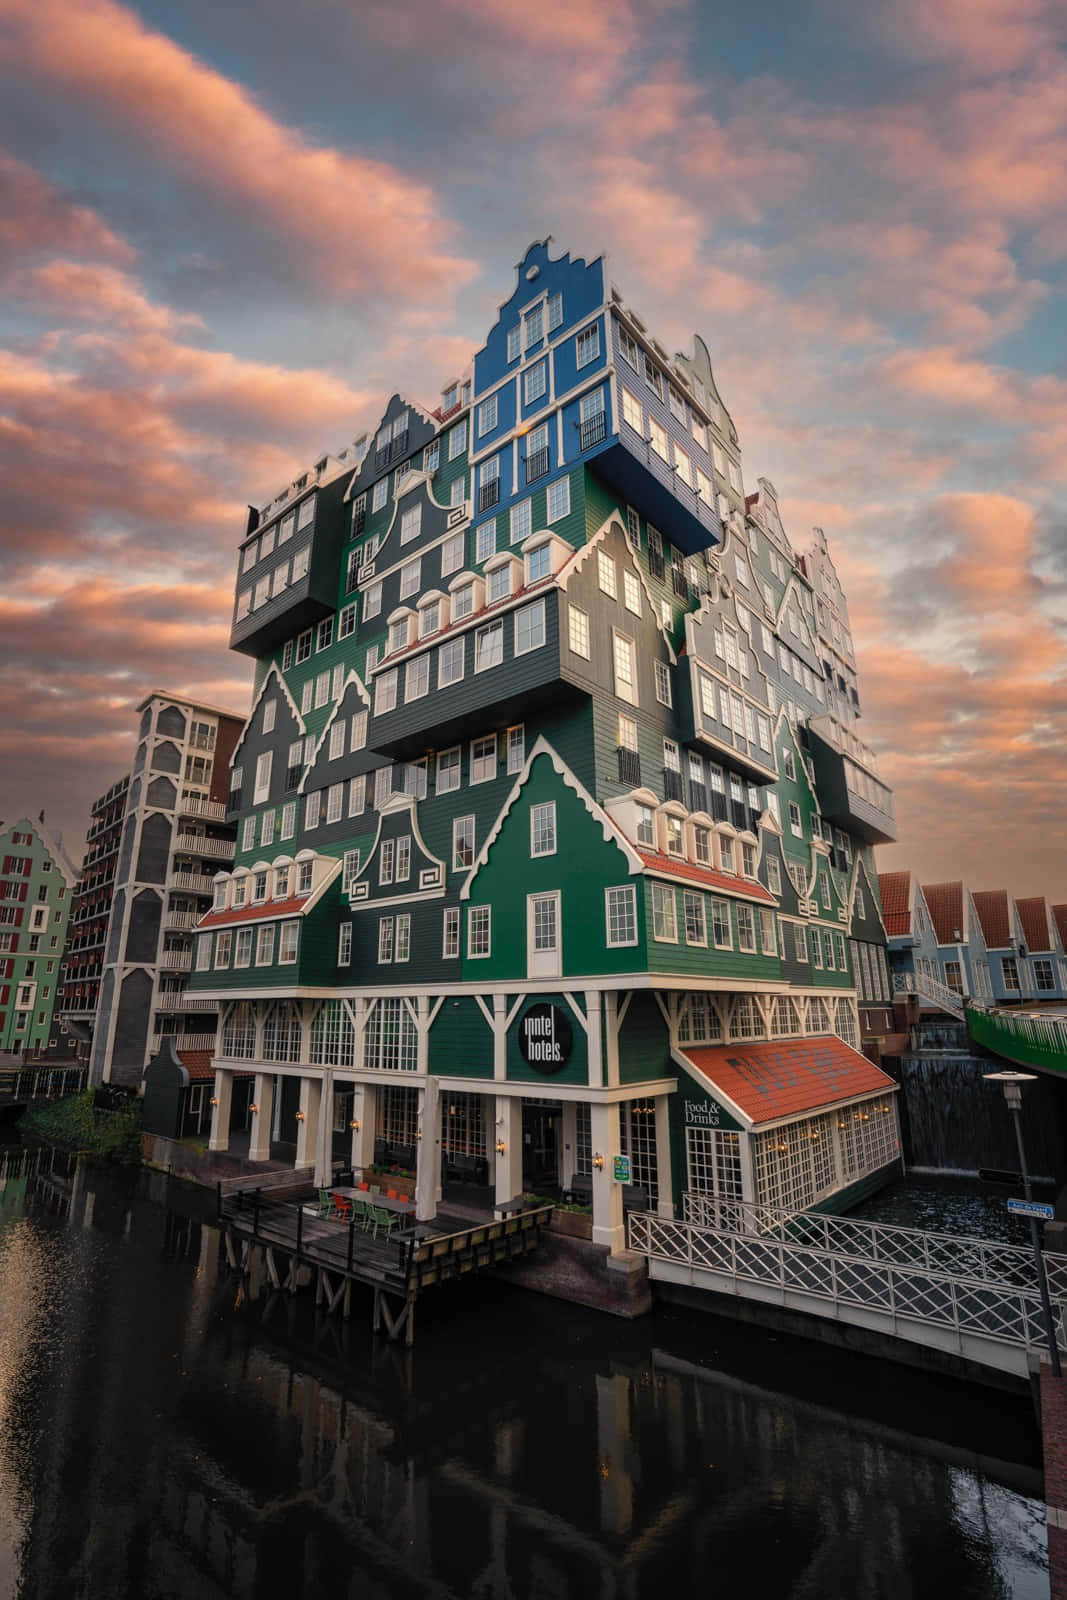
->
[967,1005,1067,1076]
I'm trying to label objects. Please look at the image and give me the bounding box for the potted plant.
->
[363,1161,416,1200]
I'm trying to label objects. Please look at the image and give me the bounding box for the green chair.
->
[317,1188,333,1217]
[368,1184,381,1196]
[369,1205,397,1240]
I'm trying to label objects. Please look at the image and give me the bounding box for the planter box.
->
[551,1208,593,1240]
[361,1169,416,1200]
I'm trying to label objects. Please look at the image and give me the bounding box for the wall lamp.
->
[294,1110,306,1122]
[348,1118,361,1132]
[496,1139,507,1155]
[592,1153,605,1171]
[208,1096,219,1108]
[249,1103,259,1114]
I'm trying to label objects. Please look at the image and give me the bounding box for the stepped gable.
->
[877,870,911,936]
[973,889,1012,949]
[679,1036,897,1125]
[1016,896,1052,953]
[921,880,964,945]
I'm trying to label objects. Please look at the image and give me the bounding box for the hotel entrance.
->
[522,1101,561,1190]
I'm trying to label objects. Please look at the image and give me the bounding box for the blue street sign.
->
[1007,1198,1055,1220]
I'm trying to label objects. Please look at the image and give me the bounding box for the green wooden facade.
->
[0,817,76,1053]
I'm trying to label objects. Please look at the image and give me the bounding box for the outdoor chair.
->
[316,1188,333,1217]
[332,1192,352,1221]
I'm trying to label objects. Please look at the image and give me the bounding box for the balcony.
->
[478,479,501,513]
[165,910,199,931]
[174,834,235,861]
[170,872,216,895]
[808,726,896,845]
[578,412,607,452]
[160,950,192,971]
[585,387,721,557]
[178,796,227,822]
[151,1031,218,1052]
[663,768,685,804]
[671,565,691,601]
[524,446,550,484]
[177,995,221,1012]
[618,746,641,786]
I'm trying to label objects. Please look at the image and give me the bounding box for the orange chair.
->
[357,1180,370,1192]
[333,1192,352,1221]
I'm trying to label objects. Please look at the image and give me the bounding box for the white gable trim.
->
[231,663,305,768]
[556,511,677,664]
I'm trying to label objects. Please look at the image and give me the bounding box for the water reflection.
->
[0,1145,1050,1600]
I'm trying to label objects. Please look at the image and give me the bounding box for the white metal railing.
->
[681,1193,1065,1293]
[174,834,234,860]
[170,872,215,894]
[159,950,192,971]
[151,1032,217,1052]
[893,969,965,1019]
[174,996,218,1012]
[630,1212,1066,1358]
[165,911,199,930]
[970,1004,1067,1056]
[178,798,227,821]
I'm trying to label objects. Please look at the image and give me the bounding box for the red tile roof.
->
[921,881,964,945]
[637,850,776,903]
[198,894,308,930]
[972,889,1011,949]
[877,871,911,936]
[178,1050,217,1081]
[681,1036,898,1126]
[1016,896,1052,953]
[1054,906,1067,953]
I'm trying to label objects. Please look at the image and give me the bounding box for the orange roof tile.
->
[921,881,964,945]
[178,1050,217,1081]
[637,850,776,903]
[1054,906,1067,953]
[877,870,911,936]
[198,894,308,929]
[681,1036,898,1126]
[1016,897,1052,953]
[973,889,1012,949]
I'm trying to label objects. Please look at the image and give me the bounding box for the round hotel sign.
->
[518,1003,573,1075]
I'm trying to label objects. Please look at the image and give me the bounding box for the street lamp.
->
[985,1070,1061,1377]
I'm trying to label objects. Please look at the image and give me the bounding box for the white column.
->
[314,1068,334,1187]
[208,1067,233,1152]
[415,1078,441,1222]
[654,1095,674,1219]
[248,1072,275,1162]
[560,1101,578,1189]
[483,1093,497,1186]
[492,995,507,1080]
[585,990,603,1089]
[739,1130,757,1204]
[296,1076,322,1170]
[494,1095,523,1211]
[351,1083,377,1172]
[590,1101,624,1252]
[603,991,620,1088]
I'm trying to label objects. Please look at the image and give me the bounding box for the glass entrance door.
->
[522,1102,560,1189]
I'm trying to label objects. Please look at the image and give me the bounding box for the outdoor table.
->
[334,1187,414,1218]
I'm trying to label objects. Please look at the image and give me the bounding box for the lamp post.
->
[985,1070,1061,1377]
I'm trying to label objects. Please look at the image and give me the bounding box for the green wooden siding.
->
[429,995,494,1079]
[505,992,588,1087]
[617,990,670,1084]
[642,879,781,982]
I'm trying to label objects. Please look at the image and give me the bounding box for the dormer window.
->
[253,872,268,903]
[452,584,475,621]
[636,805,655,848]
[420,600,441,637]
[665,816,684,857]
[274,867,290,898]
[741,842,757,877]
[297,861,313,895]
[213,881,227,910]
[526,543,551,584]
[694,827,711,865]
[388,616,410,654]
[488,564,513,603]
[232,878,247,908]
[718,835,735,873]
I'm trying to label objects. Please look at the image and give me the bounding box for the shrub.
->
[20,1091,143,1166]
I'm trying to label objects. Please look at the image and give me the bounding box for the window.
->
[515,599,546,655]
[810,927,824,968]
[547,292,563,331]
[621,388,643,433]
[475,620,504,672]
[529,893,559,956]
[338,923,352,966]
[478,394,498,434]
[253,752,272,804]
[443,907,460,958]
[510,498,532,545]
[711,899,731,948]
[468,905,491,958]
[507,325,521,362]
[737,904,756,951]
[504,726,524,774]
[374,669,398,715]
[452,584,475,621]
[439,637,465,687]
[405,654,430,701]
[613,632,637,705]
[241,816,256,852]
[1002,956,1020,991]
[665,815,684,856]
[451,478,467,507]
[783,749,796,781]
[766,855,781,894]
[372,477,388,512]
[741,842,757,877]
[669,386,687,423]
[573,322,600,368]
[1034,958,1055,992]
[489,561,514,601]
[654,661,672,707]
[420,599,441,636]
[234,928,253,967]
[598,551,617,598]
[441,531,464,575]
[260,808,275,847]
[547,477,570,521]
[300,680,314,716]
[674,444,692,487]
[256,925,275,966]
[684,892,707,945]
[470,735,497,784]
[278,921,299,964]
[694,826,711,864]
[524,303,544,348]
[379,839,395,886]
[262,698,277,736]
[437,746,460,794]
[327,721,345,761]
[396,836,411,882]
[448,420,467,459]
[788,802,802,838]
[623,570,641,615]
[378,918,394,964]
[296,860,313,895]
[453,816,475,870]
[524,362,547,404]
[325,782,343,824]
[568,604,590,658]
[651,883,677,941]
[620,713,640,756]
[395,914,411,962]
[760,910,777,955]
[476,520,496,563]
[620,327,640,369]
[530,802,556,857]
[649,417,668,460]
[606,885,637,947]
[196,934,211,971]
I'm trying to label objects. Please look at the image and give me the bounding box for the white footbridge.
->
[629,1195,1067,1379]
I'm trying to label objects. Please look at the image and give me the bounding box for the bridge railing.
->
[681,1192,1067,1296]
[893,969,965,1019]
[631,1212,1066,1357]
[966,1004,1067,1075]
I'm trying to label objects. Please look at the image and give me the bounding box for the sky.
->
[0,0,1065,899]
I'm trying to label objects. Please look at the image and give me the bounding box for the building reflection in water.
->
[0,1151,1050,1600]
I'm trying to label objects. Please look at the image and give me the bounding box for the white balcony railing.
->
[893,970,965,1020]
[174,995,219,1013]
[165,911,199,930]
[177,797,227,822]
[152,1031,217,1052]
[174,834,234,860]
[159,950,192,971]
[170,872,216,895]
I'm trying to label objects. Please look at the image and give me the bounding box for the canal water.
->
[0,1145,1051,1599]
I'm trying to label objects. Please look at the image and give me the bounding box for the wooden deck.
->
[217,1188,553,1346]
